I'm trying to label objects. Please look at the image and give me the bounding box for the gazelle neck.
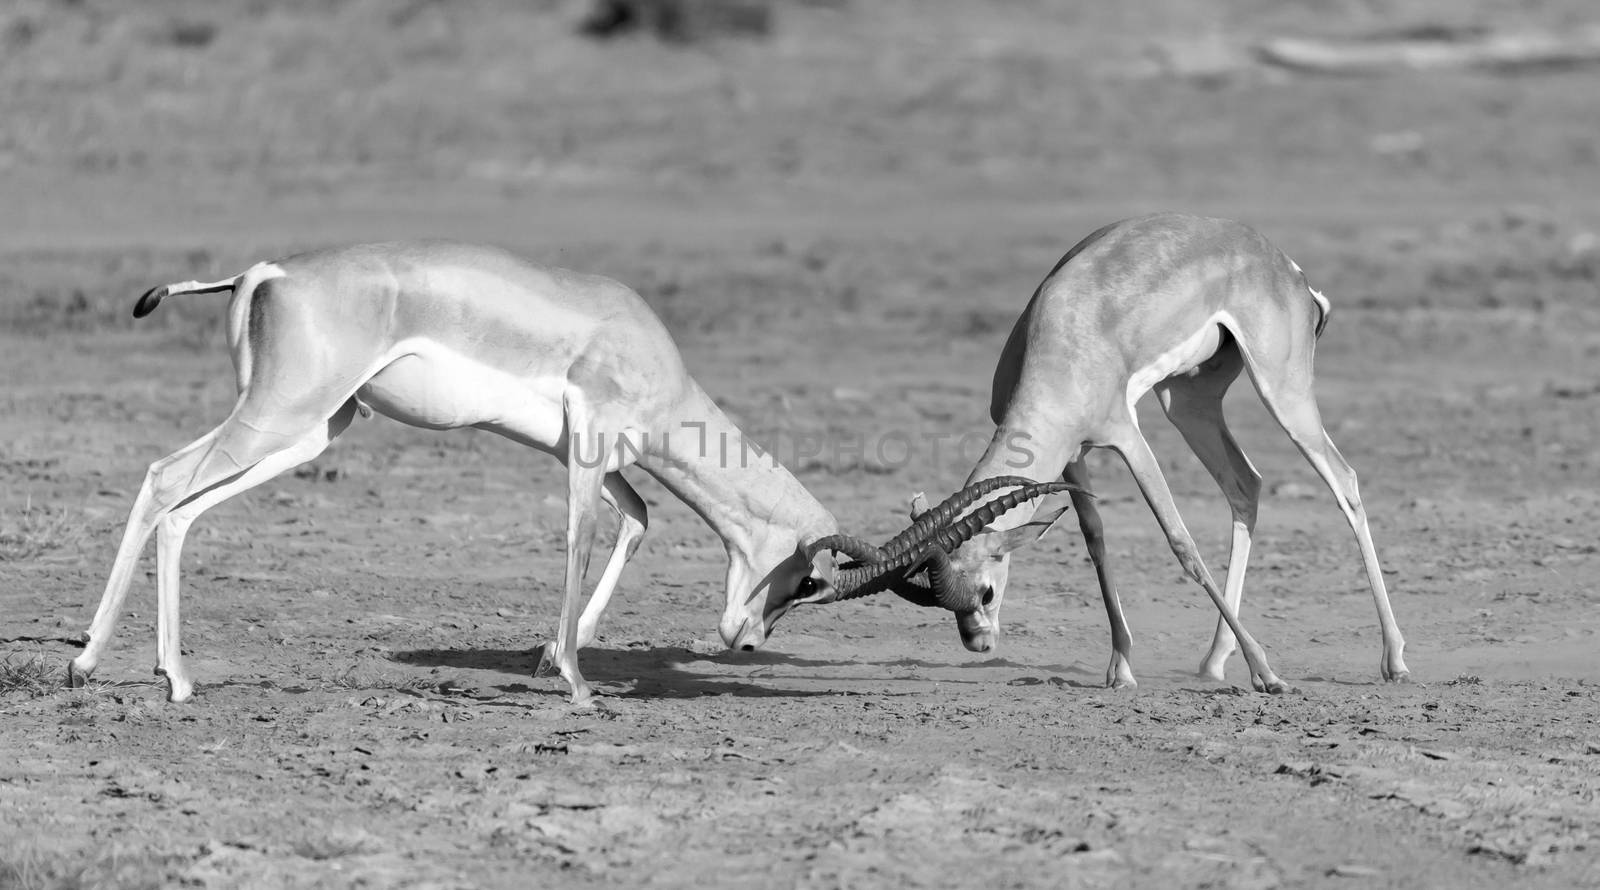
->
[635,383,836,558]
[962,417,1088,533]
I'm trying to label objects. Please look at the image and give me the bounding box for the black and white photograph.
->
[2,0,1598,886]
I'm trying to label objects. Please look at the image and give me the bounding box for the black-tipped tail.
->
[131,279,236,319]
[132,285,165,319]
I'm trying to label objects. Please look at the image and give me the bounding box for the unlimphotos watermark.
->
[568,421,1039,474]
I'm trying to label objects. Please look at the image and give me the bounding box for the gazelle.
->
[70,240,1053,705]
[899,214,1408,692]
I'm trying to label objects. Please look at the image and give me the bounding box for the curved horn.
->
[910,481,1082,613]
[879,546,989,613]
[807,480,1079,608]
[828,547,926,600]
[803,533,884,564]
[921,546,983,611]
[828,548,948,607]
[924,480,1080,554]
[880,476,1043,556]
[806,533,917,603]
[823,545,978,611]
[823,533,967,602]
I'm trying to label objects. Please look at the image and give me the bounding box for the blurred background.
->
[4,0,1598,343]
[4,0,1597,242]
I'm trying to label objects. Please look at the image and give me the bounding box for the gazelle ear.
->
[908,492,930,520]
[985,507,1070,556]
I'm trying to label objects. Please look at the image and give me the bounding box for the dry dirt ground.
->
[3,2,1600,888]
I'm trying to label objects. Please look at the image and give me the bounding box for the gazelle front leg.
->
[537,407,609,705]
[1062,457,1136,689]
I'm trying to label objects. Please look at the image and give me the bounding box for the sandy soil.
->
[3,2,1599,888]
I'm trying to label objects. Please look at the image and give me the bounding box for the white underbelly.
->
[1124,314,1228,410]
[358,340,566,448]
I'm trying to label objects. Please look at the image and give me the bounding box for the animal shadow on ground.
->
[392,645,841,699]
[392,646,1112,700]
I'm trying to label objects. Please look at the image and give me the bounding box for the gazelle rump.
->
[72,240,858,705]
[921,214,1408,691]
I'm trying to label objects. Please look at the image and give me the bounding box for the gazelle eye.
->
[797,576,819,596]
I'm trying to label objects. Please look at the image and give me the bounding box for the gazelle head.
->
[717,529,840,652]
[799,477,1073,651]
[934,508,1066,653]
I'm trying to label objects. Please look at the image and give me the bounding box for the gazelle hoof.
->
[534,643,559,678]
[1106,663,1138,690]
[156,667,194,703]
[1197,656,1230,683]
[66,661,90,689]
[1251,673,1295,695]
[166,682,195,703]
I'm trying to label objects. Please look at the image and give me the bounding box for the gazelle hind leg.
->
[1109,421,1290,694]
[72,431,226,686]
[72,398,356,694]
[1155,350,1263,682]
[575,473,649,649]
[1063,456,1136,689]
[1242,354,1409,682]
[151,401,359,701]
